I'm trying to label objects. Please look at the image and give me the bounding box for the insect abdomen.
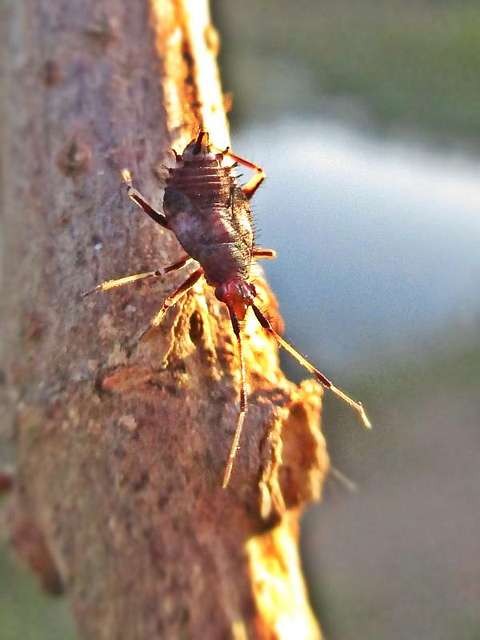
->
[164,159,254,285]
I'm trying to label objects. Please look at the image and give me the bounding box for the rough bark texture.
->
[0,1,329,638]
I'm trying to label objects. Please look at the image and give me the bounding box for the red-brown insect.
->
[83,131,371,488]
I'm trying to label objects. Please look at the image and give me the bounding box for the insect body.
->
[166,135,254,295]
[84,131,371,488]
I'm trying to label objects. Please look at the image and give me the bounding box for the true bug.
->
[83,131,371,488]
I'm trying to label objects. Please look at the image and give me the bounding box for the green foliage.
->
[215,0,480,139]
[0,545,76,640]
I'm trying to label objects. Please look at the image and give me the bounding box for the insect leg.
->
[222,309,248,489]
[193,130,210,153]
[251,303,372,430]
[221,149,266,200]
[252,247,277,260]
[121,169,168,227]
[139,267,204,340]
[81,254,193,298]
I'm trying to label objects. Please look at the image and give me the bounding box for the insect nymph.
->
[84,131,371,488]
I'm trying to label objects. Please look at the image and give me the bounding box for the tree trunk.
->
[0,1,329,638]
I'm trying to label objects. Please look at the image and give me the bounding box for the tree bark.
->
[0,1,329,638]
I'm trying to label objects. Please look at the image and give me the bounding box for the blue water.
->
[235,119,480,371]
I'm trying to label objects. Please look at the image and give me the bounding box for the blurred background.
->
[213,1,480,639]
[2,1,479,638]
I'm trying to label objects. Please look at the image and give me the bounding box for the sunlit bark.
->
[0,1,327,637]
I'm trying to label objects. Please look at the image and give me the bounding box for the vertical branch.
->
[0,1,329,638]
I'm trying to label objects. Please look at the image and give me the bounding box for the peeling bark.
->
[0,1,329,638]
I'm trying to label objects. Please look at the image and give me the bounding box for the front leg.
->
[121,169,168,227]
[138,267,204,341]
